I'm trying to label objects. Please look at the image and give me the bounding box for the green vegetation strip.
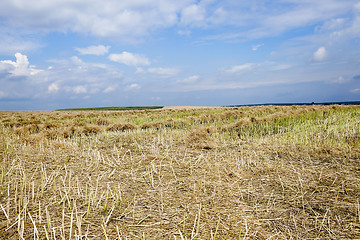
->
[56,106,163,111]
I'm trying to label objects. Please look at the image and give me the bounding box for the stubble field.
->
[0,105,359,239]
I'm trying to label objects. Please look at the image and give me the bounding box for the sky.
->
[0,0,360,110]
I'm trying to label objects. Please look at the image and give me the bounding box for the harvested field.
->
[0,105,359,239]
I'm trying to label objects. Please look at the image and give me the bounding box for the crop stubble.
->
[0,105,359,239]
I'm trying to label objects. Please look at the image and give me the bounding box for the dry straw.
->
[0,105,359,239]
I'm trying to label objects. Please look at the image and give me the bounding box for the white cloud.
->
[0,91,7,99]
[103,85,117,93]
[313,46,328,61]
[177,75,199,84]
[4,53,29,75]
[148,67,180,77]
[177,30,191,35]
[71,56,84,65]
[109,52,150,66]
[0,52,42,76]
[0,27,42,54]
[125,83,141,91]
[355,2,360,11]
[73,85,87,94]
[204,1,356,41]
[135,67,145,74]
[208,7,228,25]
[252,44,264,51]
[226,63,254,73]
[181,4,206,26]
[317,18,346,32]
[0,0,357,44]
[48,83,59,93]
[268,64,292,71]
[75,45,111,56]
[48,56,123,85]
[45,56,126,100]
[333,76,347,83]
[0,1,191,39]
[264,2,352,34]
[222,61,291,75]
[0,54,128,105]
[331,15,360,39]
[350,88,360,93]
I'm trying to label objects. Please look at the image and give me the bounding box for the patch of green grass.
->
[56,106,163,111]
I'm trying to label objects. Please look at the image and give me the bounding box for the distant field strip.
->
[56,106,163,111]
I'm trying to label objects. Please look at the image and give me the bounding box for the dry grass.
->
[0,105,359,239]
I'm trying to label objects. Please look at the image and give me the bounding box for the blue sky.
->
[0,0,360,110]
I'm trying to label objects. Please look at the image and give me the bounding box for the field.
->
[56,106,163,111]
[0,105,359,239]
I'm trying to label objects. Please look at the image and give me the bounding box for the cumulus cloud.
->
[148,67,180,77]
[75,45,111,56]
[48,56,123,85]
[313,46,328,61]
[0,53,42,76]
[125,83,141,91]
[226,63,254,73]
[71,56,84,65]
[109,52,150,66]
[0,53,129,107]
[48,83,59,93]
[73,85,87,94]
[103,85,117,93]
[45,56,126,101]
[181,4,206,26]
